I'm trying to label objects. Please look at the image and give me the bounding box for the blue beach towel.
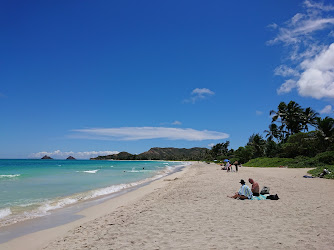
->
[251,194,267,200]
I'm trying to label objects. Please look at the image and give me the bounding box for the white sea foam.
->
[39,198,78,213]
[0,174,20,178]
[76,169,99,174]
[0,208,12,219]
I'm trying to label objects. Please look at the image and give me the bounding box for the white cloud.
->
[29,150,119,159]
[277,79,297,94]
[256,110,263,116]
[268,17,334,45]
[297,43,334,99]
[208,143,215,148]
[184,88,215,103]
[71,127,229,141]
[304,0,334,11]
[269,0,334,100]
[320,104,333,114]
[274,65,300,77]
[172,120,182,125]
[268,23,278,29]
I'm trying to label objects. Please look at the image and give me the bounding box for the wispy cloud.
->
[184,88,215,103]
[269,0,334,100]
[256,110,263,116]
[172,120,182,125]
[319,104,333,114]
[29,150,119,159]
[71,127,229,141]
[274,65,300,77]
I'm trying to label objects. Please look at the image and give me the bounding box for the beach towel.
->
[251,194,267,200]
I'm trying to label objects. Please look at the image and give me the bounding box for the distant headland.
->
[91,147,210,161]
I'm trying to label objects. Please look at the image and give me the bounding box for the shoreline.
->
[0,160,186,229]
[2,163,334,249]
[0,162,192,250]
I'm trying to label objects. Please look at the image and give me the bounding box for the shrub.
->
[313,151,334,165]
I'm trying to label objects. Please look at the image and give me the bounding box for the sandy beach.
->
[1,162,334,249]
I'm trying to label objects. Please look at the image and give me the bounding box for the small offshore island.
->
[41,155,53,160]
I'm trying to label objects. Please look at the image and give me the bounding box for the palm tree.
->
[270,101,305,138]
[248,134,265,158]
[270,101,287,127]
[315,116,334,139]
[302,107,319,132]
[284,101,304,134]
[264,123,279,141]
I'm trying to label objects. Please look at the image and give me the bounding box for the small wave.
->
[0,174,20,179]
[76,170,99,174]
[0,208,12,219]
[39,198,78,213]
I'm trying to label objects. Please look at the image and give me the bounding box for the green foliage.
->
[280,132,321,158]
[247,133,265,158]
[269,101,320,143]
[210,141,230,159]
[264,140,281,157]
[234,145,253,164]
[313,151,334,165]
[244,157,293,167]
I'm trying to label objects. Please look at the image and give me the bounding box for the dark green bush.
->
[313,151,334,165]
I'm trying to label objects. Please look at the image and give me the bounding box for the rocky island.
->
[41,155,53,160]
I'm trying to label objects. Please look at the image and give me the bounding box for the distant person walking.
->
[234,161,239,172]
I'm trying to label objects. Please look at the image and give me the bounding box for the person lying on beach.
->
[249,178,260,196]
[227,179,253,200]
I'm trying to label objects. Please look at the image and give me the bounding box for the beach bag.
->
[260,186,270,195]
[266,194,279,200]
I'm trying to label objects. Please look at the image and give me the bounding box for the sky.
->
[1,0,334,159]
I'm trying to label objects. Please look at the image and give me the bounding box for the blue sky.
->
[1,0,334,159]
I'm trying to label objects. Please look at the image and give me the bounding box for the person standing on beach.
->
[234,161,239,172]
[226,161,231,172]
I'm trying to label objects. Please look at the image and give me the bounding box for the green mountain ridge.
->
[91,147,209,161]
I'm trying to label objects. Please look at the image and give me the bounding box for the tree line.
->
[209,101,334,163]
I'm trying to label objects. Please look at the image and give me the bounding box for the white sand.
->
[1,162,334,249]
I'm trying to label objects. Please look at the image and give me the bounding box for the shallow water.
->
[0,159,184,226]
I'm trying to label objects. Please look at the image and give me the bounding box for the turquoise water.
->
[0,159,185,226]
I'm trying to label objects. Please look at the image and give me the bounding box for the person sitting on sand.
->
[248,178,259,196]
[227,179,253,200]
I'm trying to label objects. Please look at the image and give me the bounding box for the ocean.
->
[0,159,185,227]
